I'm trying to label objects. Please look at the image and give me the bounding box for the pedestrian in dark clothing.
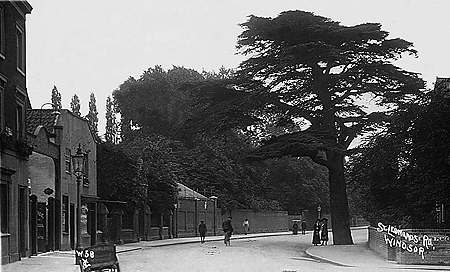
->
[292,222,299,235]
[222,217,233,246]
[198,220,207,243]
[320,218,329,245]
[301,221,307,235]
[312,219,321,246]
[243,219,250,235]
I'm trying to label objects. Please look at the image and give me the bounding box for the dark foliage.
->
[347,82,450,228]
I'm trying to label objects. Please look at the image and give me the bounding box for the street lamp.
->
[317,204,322,219]
[72,144,86,251]
[194,197,199,236]
[174,203,178,238]
[210,196,218,236]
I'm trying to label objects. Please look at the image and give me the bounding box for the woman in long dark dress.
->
[320,218,329,245]
[312,219,321,246]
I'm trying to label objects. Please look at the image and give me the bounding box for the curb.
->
[121,232,292,251]
[304,247,353,267]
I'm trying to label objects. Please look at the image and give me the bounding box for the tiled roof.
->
[177,182,208,200]
[26,109,60,135]
[435,77,450,90]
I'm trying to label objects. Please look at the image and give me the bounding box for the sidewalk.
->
[305,227,450,271]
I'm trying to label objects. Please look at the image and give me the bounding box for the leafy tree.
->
[263,157,329,214]
[113,66,204,140]
[86,93,98,135]
[202,66,235,80]
[97,142,147,207]
[105,96,117,143]
[113,64,332,216]
[236,10,425,244]
[348,80,450,228]
[70,94,81,116]
[51,85,62,110]
[120,134,182,213]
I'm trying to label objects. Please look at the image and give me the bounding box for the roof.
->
[177,183,208,200]
[435,77,450,89]
[26,109,60,135]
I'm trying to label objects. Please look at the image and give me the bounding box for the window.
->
[0,183,8,233]
[16,103,24,140]
[16,26,25,73]
[0,6,4,57]
[83,153,89,186]
[0,87,3,132]
[62,195,69,233]
[65,148,71,173]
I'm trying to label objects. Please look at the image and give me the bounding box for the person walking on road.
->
[320,218,329,246]
[222,217,233,246]
[198,220,207,243]
[312,219,321,246]
[243,218,250,235]
[292,221,299,235]
[301,220,307,235]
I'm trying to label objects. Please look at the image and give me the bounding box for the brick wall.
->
[368,226,450,265]
[368,226,391,260]
[226,209,289,234]
[396,229,450,265]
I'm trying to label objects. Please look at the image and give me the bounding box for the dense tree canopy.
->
[347,81,450,228]
[97,142,147,208]
[111,65,329,214]
[233,10,425,244]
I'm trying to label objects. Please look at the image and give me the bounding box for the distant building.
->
[0,1,33,265]
[26,109,98,252]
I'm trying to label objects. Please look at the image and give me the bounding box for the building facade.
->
[26,109,98,252]
[0,1,33,265]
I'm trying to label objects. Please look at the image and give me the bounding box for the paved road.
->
[5,230,444,272]
[117,233,432,272]
[119,235,332,272]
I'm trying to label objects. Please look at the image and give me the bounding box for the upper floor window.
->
[65,148,71,173]
[0,7,5,57]
[83,153,89,186]
[15,103,24,140]
[0,87,3,132]
[16,26,25,73]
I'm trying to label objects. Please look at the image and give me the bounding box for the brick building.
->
[0,1,33,265]
[26,109,98,252]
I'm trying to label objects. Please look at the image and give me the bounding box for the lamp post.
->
[72,144,86,251]
[210,196,218,236]
[174,203,178,238]
[194,197,199,236]
[317,204,322,219]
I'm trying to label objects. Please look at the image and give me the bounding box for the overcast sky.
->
[26,0,450,134]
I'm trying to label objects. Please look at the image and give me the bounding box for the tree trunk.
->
[327,151,353,245]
